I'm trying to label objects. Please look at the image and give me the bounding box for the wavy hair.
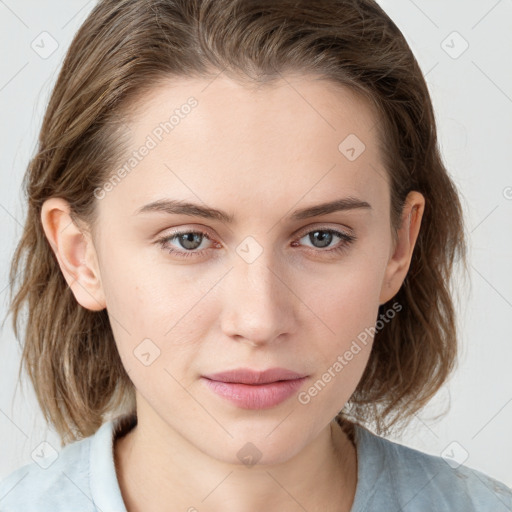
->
[6,0,468,444]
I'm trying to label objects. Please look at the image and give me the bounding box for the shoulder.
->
[0,415,132,512]
[0,434,94,511]
[354,424,512,511]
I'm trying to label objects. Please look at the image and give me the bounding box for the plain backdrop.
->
[1,0,511,489]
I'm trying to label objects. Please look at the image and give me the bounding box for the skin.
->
[41,74,424,512]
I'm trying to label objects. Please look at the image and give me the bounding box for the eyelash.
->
[156,227,357,259]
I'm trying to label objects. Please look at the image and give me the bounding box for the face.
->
[43,74,424,465]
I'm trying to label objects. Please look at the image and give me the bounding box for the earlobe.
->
[379,191,425,305]
[40,198,106,311]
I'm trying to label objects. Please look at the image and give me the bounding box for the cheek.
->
[302,256,384,339]
[295,269,381,416]
[292,249,386,405]
[99,253,221,378]
[100,244,209,331]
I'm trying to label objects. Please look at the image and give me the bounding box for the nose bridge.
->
[219,246,295,344]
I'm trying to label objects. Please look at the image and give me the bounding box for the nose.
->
[219,252,297,347]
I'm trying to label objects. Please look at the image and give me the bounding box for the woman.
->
[1,0,511,510]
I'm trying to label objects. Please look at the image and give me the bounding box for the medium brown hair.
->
[6,0,468,444]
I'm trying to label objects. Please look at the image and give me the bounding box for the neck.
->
[114,410,357,512]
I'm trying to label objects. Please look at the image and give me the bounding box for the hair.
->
[6,0,468,445]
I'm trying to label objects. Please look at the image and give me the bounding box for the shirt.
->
[1,413,511,511]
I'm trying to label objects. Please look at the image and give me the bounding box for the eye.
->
[156,226,356,260]
[292,227,356,255]
[156,229,217,259]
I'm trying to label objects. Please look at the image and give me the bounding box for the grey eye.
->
[177,232,204,250]
[306,230,335,248]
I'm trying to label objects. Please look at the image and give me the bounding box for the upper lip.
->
[203,367,308,385]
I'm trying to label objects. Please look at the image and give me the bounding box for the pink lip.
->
[201,367,308,409]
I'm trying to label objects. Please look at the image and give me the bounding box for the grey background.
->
[1,0,511,488]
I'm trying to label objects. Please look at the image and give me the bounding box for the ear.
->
[40,198,106,311]
[379,191,425,305]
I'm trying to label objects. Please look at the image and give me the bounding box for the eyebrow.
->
[134,196,372,223]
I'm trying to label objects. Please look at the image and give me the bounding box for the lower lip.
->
[201,377,308,409]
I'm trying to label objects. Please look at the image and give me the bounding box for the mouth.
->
[201,367,309,409]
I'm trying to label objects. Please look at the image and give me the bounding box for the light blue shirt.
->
[1,414,511,511]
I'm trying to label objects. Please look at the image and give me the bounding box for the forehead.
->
[128,73,381,152]
[100,74,388,221]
